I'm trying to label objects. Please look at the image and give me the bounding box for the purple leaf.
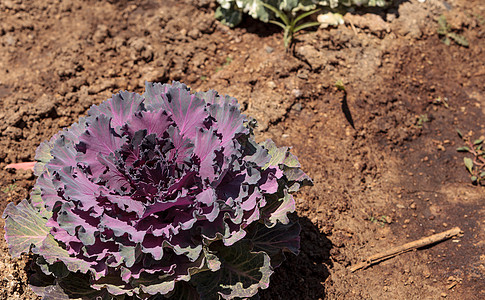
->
[161,87,209,138]
[88,91,144,132]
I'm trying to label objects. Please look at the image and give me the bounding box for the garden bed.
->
[0,0,483,298]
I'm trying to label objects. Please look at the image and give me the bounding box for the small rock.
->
[265,46,274,53]
[188,28,200,39]
[267,81,276,89]
[297,70,308,80]
[292,89,302,98]
[93,24,109,43]
[292,103,302,112]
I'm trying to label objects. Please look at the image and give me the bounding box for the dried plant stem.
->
[350,227,462,272]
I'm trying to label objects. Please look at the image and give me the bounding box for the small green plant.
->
[432,96,449,108]
[416,114,430,128]
[215,56,233,72]
[224,56,233,65]
[368,215,391,227]
[437,15,469,47]
[457,129,485,185]
[2,183,16,194]
[261,3,320,48]
[335,79,346,91]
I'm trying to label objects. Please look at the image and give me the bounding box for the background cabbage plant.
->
[216,0,389,27]
[3,82,311,299]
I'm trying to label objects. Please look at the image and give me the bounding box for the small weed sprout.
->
[368,215,391,227]
[437,15,469,47]
[457,129,485,185]
[432,96,449,108]
[416,114,430,128]
[2,183,16,194]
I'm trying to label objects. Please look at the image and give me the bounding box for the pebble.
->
[265,46,274,53]
[292,89,302,98]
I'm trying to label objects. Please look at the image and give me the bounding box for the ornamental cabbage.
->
[3,82,311,299]
[216,0,389,27]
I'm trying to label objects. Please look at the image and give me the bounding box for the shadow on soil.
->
[260,216,333,300]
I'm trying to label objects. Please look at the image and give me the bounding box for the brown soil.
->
[0,0,484,299]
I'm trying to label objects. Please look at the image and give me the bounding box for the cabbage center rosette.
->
[3,82,312,299]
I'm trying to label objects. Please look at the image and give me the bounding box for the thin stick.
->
[350,227,462,272]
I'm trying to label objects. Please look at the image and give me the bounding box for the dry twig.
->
[350,227,462,272]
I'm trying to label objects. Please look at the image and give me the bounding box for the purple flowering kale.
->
[3,82,312,299]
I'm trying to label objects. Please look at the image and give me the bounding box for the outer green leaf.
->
[33,139,54,176]
[283,167,313,192]
[29,185,52,219]
[28,260,94,300]
[267,191,295,226]
[33,235,94,275]
[246,221,300,267]
[261,139,301,169]
[192,241,273,300]
[3,199,51,257]
[163,281,200,300]
[464,157,474,174]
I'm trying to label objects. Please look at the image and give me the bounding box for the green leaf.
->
[335,80,346,91]
[261,2,290,26]
[456,128,463,138]
[33,235,93,274]
[294,21,321,34]
[30,184,53,219]
[265,191,295,227]
[443,36,451,46]
[29,261,107,300]
[438,15,447,30]
[2,199,51,257]
[246,221,300,268]
[480,172,485,178]
[456,146,471,152]
[192,241,272,300]
[293,8,320,26]
[473,139,483,145]
[215,6,243,28]
[464,157,474,174]
[448,32,469,47]
[163,281,199,300]
[269,20,287,30]
[33,140,54,176]
[471,176,478,182]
